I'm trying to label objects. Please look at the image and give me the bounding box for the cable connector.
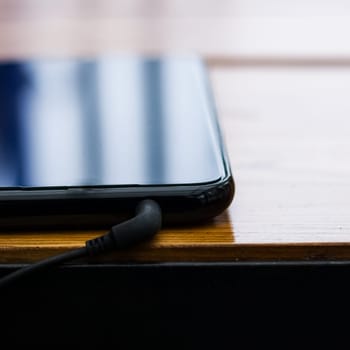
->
[86,199,162,255]
[0,199,162,290]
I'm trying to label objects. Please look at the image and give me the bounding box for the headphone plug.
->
[0,199,162,290]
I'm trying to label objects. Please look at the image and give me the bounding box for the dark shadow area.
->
[1,262,349,347]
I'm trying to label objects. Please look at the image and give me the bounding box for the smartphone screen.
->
[0,56,225,188]
[0,55,234,227]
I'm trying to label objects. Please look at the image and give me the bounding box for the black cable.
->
[0,199,162,290]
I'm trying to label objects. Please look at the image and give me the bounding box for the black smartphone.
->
[0,55,234,229]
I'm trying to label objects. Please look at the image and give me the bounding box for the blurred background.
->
[1,0,350,60]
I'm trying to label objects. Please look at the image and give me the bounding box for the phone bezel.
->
[0,177,234,229]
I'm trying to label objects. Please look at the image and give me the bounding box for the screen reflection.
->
[0,56,224,187]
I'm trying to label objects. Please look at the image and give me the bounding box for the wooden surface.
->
[1,0,350,262]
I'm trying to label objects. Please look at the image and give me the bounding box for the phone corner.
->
[188,175,235,222]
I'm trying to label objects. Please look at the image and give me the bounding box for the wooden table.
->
[2,1,350,346]
[2,0,350,264]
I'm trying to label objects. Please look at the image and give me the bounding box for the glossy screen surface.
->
[0,56,224,187]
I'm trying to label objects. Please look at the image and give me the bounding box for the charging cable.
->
[0,199,162,290]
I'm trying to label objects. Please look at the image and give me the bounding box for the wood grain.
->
[1,0,350,263]
[213,67,350,244]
